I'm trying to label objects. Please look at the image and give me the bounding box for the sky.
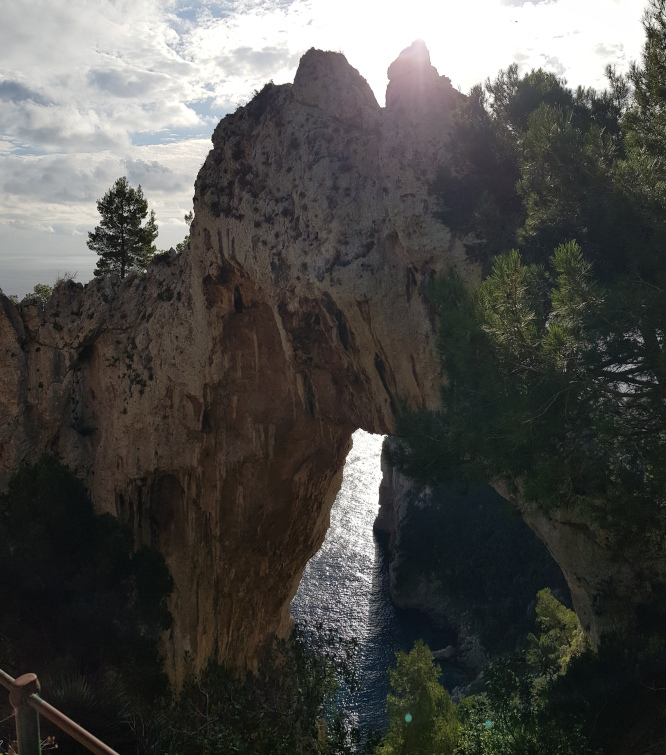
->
[0,0,651,298]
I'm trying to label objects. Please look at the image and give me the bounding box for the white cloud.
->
[0,0,212,153]
[0,0,653,297]
[501,0,557,5]
[0,139,210,296]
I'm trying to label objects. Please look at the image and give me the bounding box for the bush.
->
[377,641,459,755]
[0,456,172,695]
[145,625,368,755]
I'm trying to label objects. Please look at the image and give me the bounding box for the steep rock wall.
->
[0,43,471,682]
[493,481,666,649]
[1,40,659,678]
[374,452,489,672]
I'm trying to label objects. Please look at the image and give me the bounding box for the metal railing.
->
[0,669,120,755]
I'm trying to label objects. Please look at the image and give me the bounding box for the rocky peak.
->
[387,39,433,81]
[386,39,460,112]
[0,46,470,683]
[292,48,379,125]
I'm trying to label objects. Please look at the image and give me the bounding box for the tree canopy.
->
[377,641,459,755]
[391,0,666,550]
[87,177,158,279]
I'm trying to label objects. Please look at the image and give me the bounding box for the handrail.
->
[1,669,121,755]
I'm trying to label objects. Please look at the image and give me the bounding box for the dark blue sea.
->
[291,430,460,735]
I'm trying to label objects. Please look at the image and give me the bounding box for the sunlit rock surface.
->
[1,40,656,679]
[0,44,470,681]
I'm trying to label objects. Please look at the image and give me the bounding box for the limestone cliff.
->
[0,43,470,682]
[493,480,666,649]
[1,40,662,680]
[374,452,489,672]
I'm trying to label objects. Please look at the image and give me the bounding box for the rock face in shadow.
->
[1,41,660,680]
[493,481,666,650]
[0,44,471,682]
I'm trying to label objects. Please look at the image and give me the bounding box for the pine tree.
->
[378,641,459,755]
[625,0,666,161]
[87,177,158,279]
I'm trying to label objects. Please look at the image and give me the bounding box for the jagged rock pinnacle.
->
[387,39,433,81]
[292,48,379,124]
[386,39,459,111]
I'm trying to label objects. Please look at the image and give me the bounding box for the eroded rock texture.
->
[497,484,666,649]
[0,43,471,681]
[1,41,658,679]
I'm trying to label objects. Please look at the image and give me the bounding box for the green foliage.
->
[431,62,628,270]
[175,210,193,254]
[0,456,172,699]
[142,625,370,755]
[37,673,131,754]
[516,104,619,263]
[88,176,158,279]
[28,272,78,304]
[376,641,459,755]
[544,638,666,754]
[368,594,600,755]
[625,0,666,162]
[431,80,523,267]
[373,600,591,755]
[32,282,53,302]
[526,589,589,678]
[393,236,666,547]
[455,657,594,755]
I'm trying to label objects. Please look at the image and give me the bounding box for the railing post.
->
[9,674,41,755]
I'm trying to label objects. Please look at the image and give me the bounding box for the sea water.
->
[291,430,458,733]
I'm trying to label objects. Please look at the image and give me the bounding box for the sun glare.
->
[293,0,520,103]
[294,0,648,104]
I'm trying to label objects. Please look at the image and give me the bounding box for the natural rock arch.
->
[0,45,469,682]
[0,43,655,682]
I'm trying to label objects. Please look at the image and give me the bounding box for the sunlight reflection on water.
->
[291,429,457,733]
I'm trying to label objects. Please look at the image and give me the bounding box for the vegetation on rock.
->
[391,0,666,564]
[0,458,172,751]
[88,177,158,279]
[376,640,459,755]
[376,593,595,755]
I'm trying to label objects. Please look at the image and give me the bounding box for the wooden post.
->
[9,674,41,755]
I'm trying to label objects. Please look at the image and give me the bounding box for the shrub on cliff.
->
[454,656,594,755]
[144,625,369,755]
[526,588,589,679]
[373,597,593,755]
